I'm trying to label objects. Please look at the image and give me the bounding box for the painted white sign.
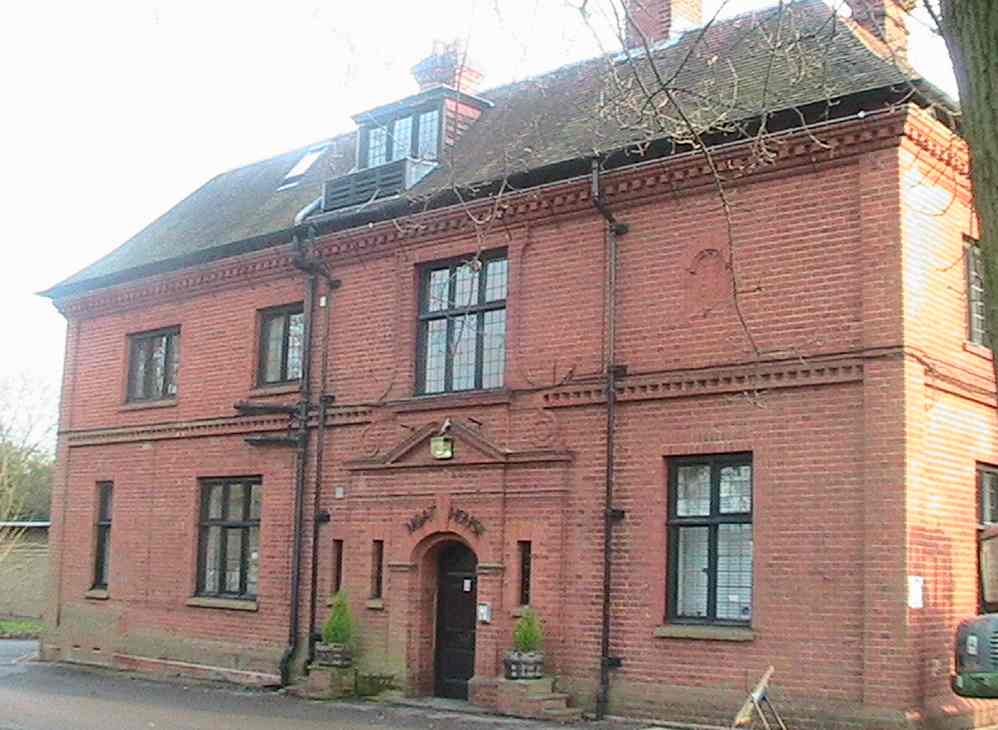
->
[908,575,924,609]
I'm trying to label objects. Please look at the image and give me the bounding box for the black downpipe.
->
[279,234,317,686]
[592,158,627,720]
[307,269,336,664]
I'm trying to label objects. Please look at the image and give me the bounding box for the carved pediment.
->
[345,418,571,471]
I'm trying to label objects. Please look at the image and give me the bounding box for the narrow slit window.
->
[333,539,344,594]
[93,482,113,590]
[518,540,532,606]
[371,540,384,599]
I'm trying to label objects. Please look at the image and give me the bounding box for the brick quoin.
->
[41,104,998,729]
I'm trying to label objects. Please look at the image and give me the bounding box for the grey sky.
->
[0,0,955,399]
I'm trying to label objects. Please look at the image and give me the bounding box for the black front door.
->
[434,542,477,699]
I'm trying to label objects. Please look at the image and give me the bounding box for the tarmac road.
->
[0,641,643,730]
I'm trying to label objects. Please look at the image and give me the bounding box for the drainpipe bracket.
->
[604,657,623,669]
[610,222,629,236]
[608,508,626,521]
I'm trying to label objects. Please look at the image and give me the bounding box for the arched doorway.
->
[434,541,477,699]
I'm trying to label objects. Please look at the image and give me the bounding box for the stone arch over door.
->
[408,531,477,697]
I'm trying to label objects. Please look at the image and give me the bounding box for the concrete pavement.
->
[0,641,645,730]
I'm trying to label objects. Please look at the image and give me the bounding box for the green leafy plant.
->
[512,608,543,653]
[322,591,354,646]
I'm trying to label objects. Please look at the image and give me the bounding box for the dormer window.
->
[417,110,439,161]
[392,117,413,162]
[362,107,442,169]
[277,144,328,191]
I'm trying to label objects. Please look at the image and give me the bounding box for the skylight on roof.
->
[277,144,328,190]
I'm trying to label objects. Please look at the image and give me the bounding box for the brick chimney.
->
[411,40,484,95]
[846,0,915,61]
[624,0,702,48]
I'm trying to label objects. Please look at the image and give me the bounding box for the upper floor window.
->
[417,110,439,161]
[391,117,413,162]
[197,477,262,600]
[363,107,441,168]
[980,464,998,526]
[667,453,753,625]
[127,327,179,402]
[258,304,305,386]
[968,242,989,346]
[418,252,507,395]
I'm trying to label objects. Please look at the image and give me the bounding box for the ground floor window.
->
[667,453,753,625]
[197,477,262,600]
[93,482,113,589]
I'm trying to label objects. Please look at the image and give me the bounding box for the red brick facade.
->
[42,104,998,729]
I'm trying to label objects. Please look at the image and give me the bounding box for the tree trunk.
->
[939,1,998,351]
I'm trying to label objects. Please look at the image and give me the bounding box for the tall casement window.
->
[258,304,305,386]
[968,242,989,346]
[197,478,262,600]
[127,327,179,402]
[667,454,753,625]
[981,464,998,526]
[93,482,113,590]
[418,251,508,394]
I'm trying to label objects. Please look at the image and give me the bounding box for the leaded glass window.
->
[258,304,304,386]
[668,454,753,625]
[127,327,180,402]
[417,109,440,160]
[418,252,507,395]
[391,117,413,161]
[368,126,388,167]
[197,478,262,600]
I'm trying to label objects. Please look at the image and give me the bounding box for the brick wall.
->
[43,106,995,729]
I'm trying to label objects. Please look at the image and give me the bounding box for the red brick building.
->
[39,1,998,727]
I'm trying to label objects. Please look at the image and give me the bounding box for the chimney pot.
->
[411,40,484,95]
[624,0,703,49]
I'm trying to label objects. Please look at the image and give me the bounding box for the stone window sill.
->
[84,588,109,601]
[389,388,512,414]
[248,383,301,398]
[366,598,385,611]
[119,398,178,412]
[511,606,530,617]
[964,341,994,361]
[654,624,754,642]
[186,596,258,612]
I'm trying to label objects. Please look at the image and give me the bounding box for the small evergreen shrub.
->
[322,591,354,646]
[512,608,543,653]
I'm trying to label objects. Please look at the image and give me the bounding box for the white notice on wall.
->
[908,575,924,609]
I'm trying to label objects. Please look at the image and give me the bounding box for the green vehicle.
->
[954,526,998,698]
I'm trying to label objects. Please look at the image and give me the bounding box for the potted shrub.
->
[503,608,544,679]
[314,591,354,668]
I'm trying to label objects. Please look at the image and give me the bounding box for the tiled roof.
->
[44,0,946,298]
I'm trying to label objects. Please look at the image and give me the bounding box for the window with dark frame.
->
[968,242,989,346]
[127,327,179,402]
[978,465,998,613]
[258,304,305,386]
[371,540,384,599]
[517,540,532,606]
[333,539,344,594]
[196,478,262,600]
[418,251,508,395]
[93,482,113,590]
[362,106,442,168]
[667,454,753,625]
